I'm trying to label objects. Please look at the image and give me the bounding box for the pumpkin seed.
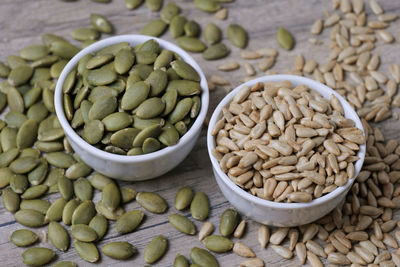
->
[22,247,55,266]
[115,210,144,234]
[142,137,161,153]
[8,65,33,86]
[194,0,220,12]
[53,261,77,267]
[74,177,93,201]
[2,187,20,213]
[145,0,163,11]
[44,167,64,188]
[1,127,17,152]
[126,0,144,9]
[10,229,38,247]
[45,197,67,221]
[88,96,117,120]
[0,62,10,77]
[190,192,210,220]
[171,60,200,82]
[50,41,80,59]
[74,241,99,263]
[136,51,158,65]
[20,199,50,214]
[58,175,73,200]
[71,224,98,242]
[21,184,48,199]
[89,214,108,240]
[102,241,136,260]
[31,55,58,68]
[161,2,180,23]
[127,147,143,155]
[133,116,165,130]
[203,235,234,253]
[158,125,180,146]
[10,174,28,194]
[184,20,201,37]
[48,221,70,251]
[82,119,104,144]
[109,128,139,150]
[136,191,168,213]
[0,147,19,167]
[42,87,55,112]
[62,199,80,225]
[0,167,12,188]
[203,43,230,60]
[50,60,68,78]
[169,98,192,124]
[190,247,219,267]
[169,213,196,235]
[86,65,117,86]
[23,86,42,108]
[15,209,47,227]
[141,19,168,37]
[70,28,99,41]
[276,27,295,50]
[7,86,25,112]
[154,50,174,69]
[88,172,113,190]
[227,24,248,48]
[95,200,124,220]
[170,15,187,38]
[16,119,38,149]
[175,186,194,210]
[102,182,121,210]
[102,112,132,131]
[72,200,96,225]
[147,69,168,96]
[6,55,28,69]
[144,235,168,264]
[27,102,48,122]
[27,159,48,185]
[174,254,190,267]
[167,80,201,96]
[114,48,134,74]
[86,54,114,70]
[132,124,162,147]
[204,23,222,44]
[4,111,26,128]
[9,156,38,174]
[176,37,206,52]
[90,13,113,33]
[20,45,48,61]
[65,162,92,179]
[219,208,239,237]
[45,152,75,168]
[29,67,51,85]
[121,187,137,203]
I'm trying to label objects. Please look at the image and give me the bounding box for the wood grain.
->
[1,0,400,266]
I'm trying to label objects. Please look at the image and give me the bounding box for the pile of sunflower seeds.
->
[63,39,202,155]
[212,80,365,202]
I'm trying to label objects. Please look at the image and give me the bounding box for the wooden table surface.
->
[1,0,400,266]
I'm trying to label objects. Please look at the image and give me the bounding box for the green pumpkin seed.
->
[167,80,201,96]
[45,152,75,168]
[171,60,200,82]
[194,0,220,12]
[20,45,49,61]
[176,37,206,52]
[132,124,162,147]
[169,214,196,235]
[6,55,28,69]
[167,67,179,80]
[15,209,47,227]
[137,38,160,52]
[43,168,64,189]
[50,60,68,78]
[102,112,132,131]
[170,15,187,38]
[22,247,55,266]
[126,0,143,9]
[161,89,178,116]
[0,147,19,167]
[74,241,99,263]
[62,199,80,225]
[0,92,6,112]
[72,200,96,225]
[219,208,239,237]
[74,177,93,201]
[70,28,99,41]
[101,182,121,211]
[88,86,118,103]
[16,119,38,149]
[115,210,145,234]
[10,229,38,247]
[45,197,67,221]
[142,137,161,153]
[42,33,67,47]
[136,191,168,213]
[88,173,113,190]
[102,241,136,260]
[27,158,48,185]
[141,19,167,37]
[10,174,28,194]
[63,94,74,121]
[146,69,168,96]
[7,86,24,112]
[31,55,59,68]
[168,98,192,124]
[114,48,134,74]
[190,192,210,221]
[161,2,180,23]
[127,147,143,155]
[23,86,42,109]
[38,128,64,142]
[53,261,77,267]
[190,247,219,267]
[65,162,92,180]
[21,184,48,200]
[145,0,163,11]
[95,200,124,220]
[82,120,104,144]
[204,23,222,44]
[88,96,117,120]
[19,148,39,158]
[29,67,51,85]
[2,187,20,212]
[48,221,70,251]
[154,50,173,69]
[42,87,55,112]
[276,26,295,50]
[57,175,73,200]
[227,24,248,48]
[133,116,164,130]
[8,65,33,87]
[71,224,98,242]
[136,97,165,119]
[86,54,114,70]
[158,125,180,146]
[190,96,201,118]
[174,254,190,267]
[0,62,10,77]
[27,102,48,122]
[144,235,168,264]
[121,187,137,203]
[121,81,150,110]
[110,128,140,150]
[203,43,230,60]
[71,108,84,128]
[62,70,76,94]
[80,100,92,124]
[50,41,80,59]
[136,51,158,65]
[90,13,113,33]
[0,167,12,188]
[98,42,130,56]
[175,185,194,210]
[130,63,153,79]
[105,145,126,154]
[89,214,108,240]
[86,65,117,86]
[203,235,233,253]
[20,199,50,214]
[4,110,27,128]
[9,157,39,174]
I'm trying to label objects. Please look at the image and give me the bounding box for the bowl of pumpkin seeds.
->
[207,74,366,226]
[55,34,209,181]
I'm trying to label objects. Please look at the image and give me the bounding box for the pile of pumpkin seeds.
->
[63,39,202,155]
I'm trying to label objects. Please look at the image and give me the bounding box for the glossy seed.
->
[7,86,24,112]
[190,192,210,220]
[102,241,136,260]
[184,20,201,37]
[169,213,196,235]
[190,247,219,267]
[86,65,117,86]
[203,43,230,60]
[74,241,99,263]
[62,199,80,225]
[136,97,166,119]
[136,192,168,213]
[22,247,55,267]
[174,186,194,210]
[176,37,206,52]
[158,125,180,146]
[90,13,113,33]
[276,27,295,50]
[72,200,96,225]
[203,235,234,253]
[15,209,47,227]
[146,69,168,96]
[0,167,12,188]
[174,254,190,267]
[10,229,38,247]
[144,235,168,264]
[89,214,108,240]
[141,19,168,37]
[154,50,174,69]
[0,148,19,168]
[58,176,73,200]
[227,24,248,48]
[48,221,70,251]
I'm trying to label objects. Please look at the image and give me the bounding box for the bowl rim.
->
[207,74,366,210]
[54,34,209,163]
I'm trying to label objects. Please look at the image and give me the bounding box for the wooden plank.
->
[0,0,400,266]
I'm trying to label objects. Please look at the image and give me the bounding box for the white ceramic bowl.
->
[55,35,209,181]
[207,74,366,227]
